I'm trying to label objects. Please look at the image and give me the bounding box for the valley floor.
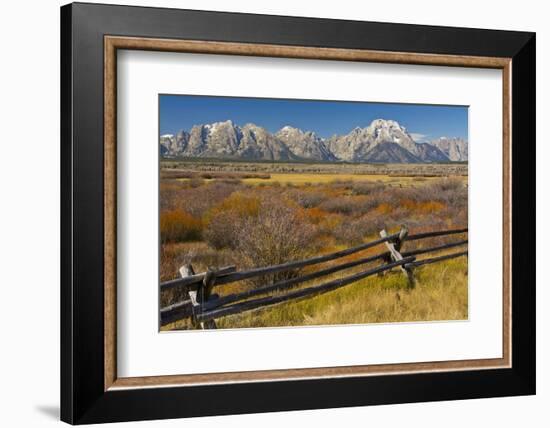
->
[159,160,468,330]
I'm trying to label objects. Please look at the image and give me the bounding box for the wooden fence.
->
[160,226,468,329]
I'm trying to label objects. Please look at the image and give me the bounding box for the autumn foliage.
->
[160,209,203,243]
[159,171,467,284]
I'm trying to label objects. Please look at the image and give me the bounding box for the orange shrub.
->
[400,199,446,214]
[400,199,417,211]
[204,192,261,249]
[207,192,260,221]
[418,201,446,213]
[321,214,341,229]
[317,213,343,236]
[298,207,327,225]
[375,203,393,215]
[160,210,203,243]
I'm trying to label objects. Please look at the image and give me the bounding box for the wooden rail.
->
[160,226,468,329]
[160,232,400,292]
[196,257,415,323]
[406,227,468,241]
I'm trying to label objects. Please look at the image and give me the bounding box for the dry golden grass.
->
[174,172,466,187]
[240,173,459,186]
[215,257,468,329]
[161,257,468,331]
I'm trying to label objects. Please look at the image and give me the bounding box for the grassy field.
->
[241,173,455,186]
[159,159,468,330]
[217,257,467,328]
[173,172,459,186]
[162,256,467,331]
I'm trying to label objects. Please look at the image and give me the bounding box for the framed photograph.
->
[61,2,535,424]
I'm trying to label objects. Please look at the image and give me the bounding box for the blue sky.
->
[159,94,468,141]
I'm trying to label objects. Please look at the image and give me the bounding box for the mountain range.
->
[160,118,468,163]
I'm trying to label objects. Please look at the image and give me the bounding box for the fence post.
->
[179,264,201,329]
[380,226,415,288]
[200,268,218,329]
[395,225,408,252]
[178,264,217,330]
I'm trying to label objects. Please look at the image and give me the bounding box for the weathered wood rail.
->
[160,226,468,329]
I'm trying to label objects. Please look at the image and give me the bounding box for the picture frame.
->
[61,2,535,424]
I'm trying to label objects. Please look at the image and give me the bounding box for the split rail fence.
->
[160,226,468,329]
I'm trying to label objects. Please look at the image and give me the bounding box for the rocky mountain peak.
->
[369,118,403,129]
[275,126,333,161]
[429,136,468,162]
[277,125,318,139]
[160,119,468,163]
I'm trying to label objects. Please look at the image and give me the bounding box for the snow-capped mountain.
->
[275,126,336,161]
[161,120,296,161]
[160,130,189,157]
[429,136,468,162]
[160,119,468,163]
[326,119,449,163]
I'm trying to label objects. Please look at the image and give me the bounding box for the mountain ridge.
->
[160,119,468,163]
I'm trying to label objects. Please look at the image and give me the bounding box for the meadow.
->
[160,160,468,330]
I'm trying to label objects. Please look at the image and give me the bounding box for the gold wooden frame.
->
[104,36,512,391]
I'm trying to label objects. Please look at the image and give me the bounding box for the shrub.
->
[333,211,400,245]
[204,210,243,249]
[208,192,261,218]
[159,181,180,211]
[400,199,446,214]
[298,207,327,225]
[374,203,393,215]
[319,195,380,216]
[328,180,354,191]
[233,200,315,284]
[318,196,355,215]
[171,181,243,217]
[333,221,366,246]
[289,190,327,208]
[404,178,466,206]
[203,192,261,249]
[351,182,386,196]
[160,210,203,243]
[160,242,236,306]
